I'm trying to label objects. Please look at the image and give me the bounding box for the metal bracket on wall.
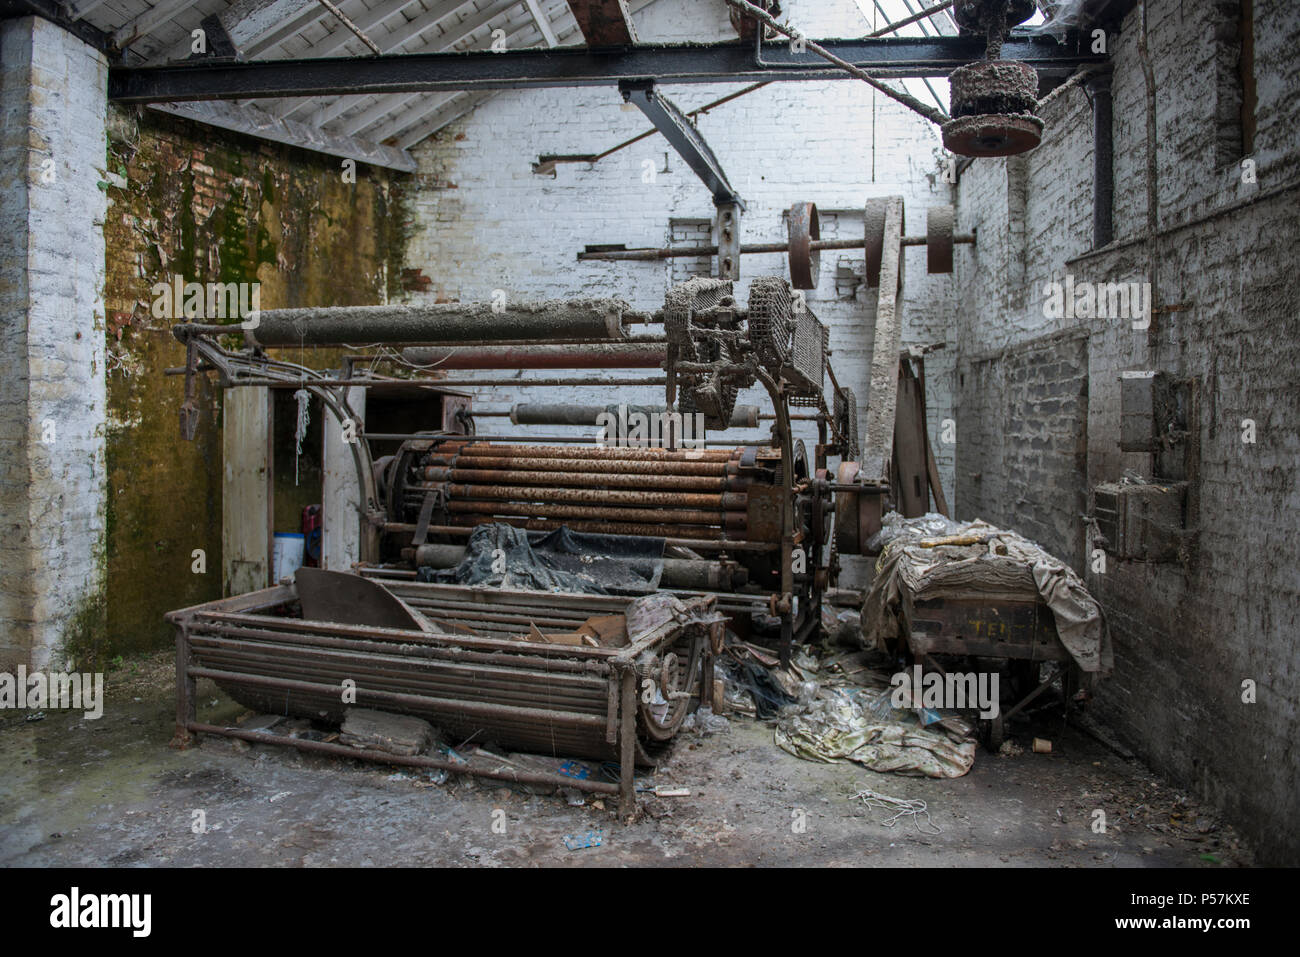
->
[619,79,745,212]
[716,203,742,280]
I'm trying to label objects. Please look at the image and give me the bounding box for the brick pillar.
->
[0,17,108,670]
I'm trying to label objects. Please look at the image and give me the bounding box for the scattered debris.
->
[340,708,437,756]
[563,829,604,851]
[681,705,730,735]
[776,686,976,778]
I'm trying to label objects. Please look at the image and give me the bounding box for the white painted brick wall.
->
[403,0,959,586]
[0,17,108,671]
[952,0,1300,863]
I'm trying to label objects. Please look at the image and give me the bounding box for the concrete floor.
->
[0,650,1253,867]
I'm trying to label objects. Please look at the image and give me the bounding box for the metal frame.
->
[108,35,1105,103]
[168,580,717,816]
[620,79,744,209]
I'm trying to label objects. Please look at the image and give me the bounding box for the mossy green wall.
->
[102,105,410,659]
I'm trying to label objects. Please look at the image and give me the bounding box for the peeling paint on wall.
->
[101,105,410,658]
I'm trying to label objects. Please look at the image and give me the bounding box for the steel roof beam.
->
[620,79,742,209]
[109,33,1105,102]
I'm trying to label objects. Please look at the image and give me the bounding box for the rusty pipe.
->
[426,454,735,478]
[438,483,747,511]
[421,466,740,491]
[431,442,741,462]
[445,500,746,528]
[510,402,760,430]
[401,342,666,369]
[382,519,776,549]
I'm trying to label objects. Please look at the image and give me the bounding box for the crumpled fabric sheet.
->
[862,516,1113,675]
[422,523,664,595]
[775,688,975,778]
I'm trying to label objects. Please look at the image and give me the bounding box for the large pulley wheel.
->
[942,113,1043,158]
[927,205,955,275]
[864,197,904,290]
[787,201,820,290]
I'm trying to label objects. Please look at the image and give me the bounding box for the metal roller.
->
[427,453,736,478]
[509,402,761,430]
[385,440,808,587]
[244,299,632,347]
[423,465,740,492]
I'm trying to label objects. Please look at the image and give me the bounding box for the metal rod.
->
[866,0,955,38]
[470,410,813,421]
[726,0,949,123]
[538,81,774,171]
[188,666,610,729]
[314,0,382,55]
[423,466,732,491]
[382,521,777,551]
[577,233,974,261]
[187,723,621,794]
[364,433,775,445]
[223,377,668,390]
[1087,72,1114,249]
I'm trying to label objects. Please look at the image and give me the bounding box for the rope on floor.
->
[854,787,942,834]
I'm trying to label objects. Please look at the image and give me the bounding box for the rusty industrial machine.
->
[171,198,955,660]
[167,195,958,809]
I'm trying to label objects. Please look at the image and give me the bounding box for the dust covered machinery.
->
[164,193,962,808]
[370,274,860,663]
[169,199,948,666]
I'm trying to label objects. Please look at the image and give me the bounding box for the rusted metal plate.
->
[745,484,785,542]
[294,567,430,632]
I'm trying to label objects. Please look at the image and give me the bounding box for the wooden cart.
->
[899,591,1078,750]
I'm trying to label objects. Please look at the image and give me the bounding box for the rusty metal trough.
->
[166,578,719,814]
